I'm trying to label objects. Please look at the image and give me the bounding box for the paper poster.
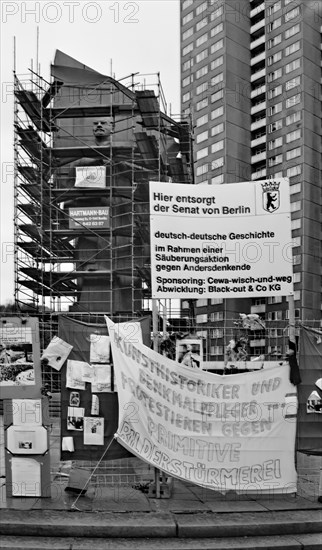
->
[75,165,106,188]
[41,336,73,371]
[66,360,87,390]
[12,399,42,426]
[62,436,75,452]
[69,392,80,406]
[307,391,322,414]
[91,365,112,393]
[176,339,203,369]
[83,417,104,445]
[81,363,93,383]
[0,325,34,386]
[11,457,41,496]
[91,394,99,415]
[89,334,111,364]
[67,407,85,431]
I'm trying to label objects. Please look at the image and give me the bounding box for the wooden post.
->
[152,298,161,498]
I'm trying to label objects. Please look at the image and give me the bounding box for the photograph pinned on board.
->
[67,407,85,431]
[41,336,73,371]
[83,417,104,445]
[69,391,80,407]
[175,339,203,370]
[307,391,322,414]
[0,326,35,387]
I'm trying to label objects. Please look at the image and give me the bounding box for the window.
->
[286,147,301,160]
[196,82,208,95]
[286,111,301,125]
[268,296,283,304]
[182,27,193,40]
[196,65,208,79]
[268,137,283,150]
[268,68,282,82]
[267,311,282,321]
[182,0,193,9]
[285,76,301,90]
[196,147,208,160]
[210,311,224,321]
[211,22,223,37]
[196,1,207,15]
[196,298,208,307]
[196,130,208,143]
[287,165,301,177]
[182,75,193,87]
[211,89,223,103]
[183,43,193,56]
[183,58,193,71]
[211,106,224,119]
[268,102,282,115]
[290,182,301,194]
[285,7,300,22]
[293,273,301,283]
[293,290,301,302]
[268,17,281,31]
[211,299,223,306]
[285,58,300,73]
[268,85,282,99]
[211,328,223,338]
[182,92,190,102]
[196,48,208,63]
[183,12,193,25]
[196,163,208,176]
[267,0,281,15]
[211,174,224,184]
[268,119,283,132]
[196,17,208,31]
[211,56,224,70]
[293,254,301,265]
[196,114,208,127]
[196,313,208,324]
[267,51,282,65]
[286,129,301,143]
[196,33,208,47]
[291,218,301,230]
[211,140,224,153]
[211,39,224,54]
[211,73,224,86]
[211,157,224,169]
[211,122,224,136]
[268,154,283,166]
[285,0,297,5]
[285,40,300,56]
[196,98,208,111]
[268,34,282,49]
[286,93,301,107]
[285,23,300,39]
[211,5,224,20]
[210,346,224,356]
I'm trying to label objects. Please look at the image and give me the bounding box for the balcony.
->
[251,51,266,66]
[251,304,266,314]
[251,84,266,99]
[251,68,266,82]
[251,151,266,164]
[250,3,265,19]
[251,117,266,131]
[250,19,265,34]
[251,100,266,115]
[251,168,267,180]
[251,135,266,147]
[251,34,266,50]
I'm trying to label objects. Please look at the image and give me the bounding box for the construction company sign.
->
[149,179,293,299]
[106,317,297,493]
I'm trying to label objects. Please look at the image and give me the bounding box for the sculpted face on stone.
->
[92,117,113,143]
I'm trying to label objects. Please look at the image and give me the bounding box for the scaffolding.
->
[13,51,194,387]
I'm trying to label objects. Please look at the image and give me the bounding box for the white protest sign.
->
[149,179,293,299]
[106,317,297,494]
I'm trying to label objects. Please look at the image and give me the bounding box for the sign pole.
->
[152,298,161,498]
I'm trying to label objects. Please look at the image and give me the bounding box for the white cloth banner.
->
[149,179,293,299]
[106,317,297,494]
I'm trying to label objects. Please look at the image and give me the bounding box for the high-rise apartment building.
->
[180,0,321,360]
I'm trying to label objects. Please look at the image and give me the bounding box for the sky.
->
[0,0,181,303]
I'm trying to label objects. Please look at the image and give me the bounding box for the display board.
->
[0,317,41,399]
[107,317,298,494]
[59,315,150,461]
[149,179,293,299]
